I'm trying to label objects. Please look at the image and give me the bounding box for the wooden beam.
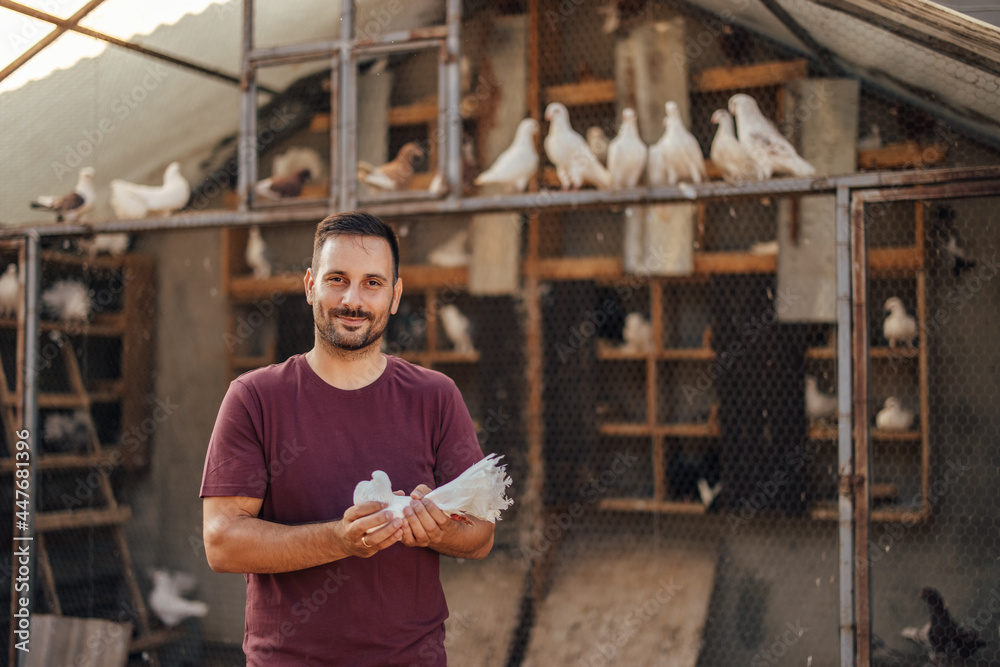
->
[858,141,948,170]
[691,59,809,92]
[543,79,617,107]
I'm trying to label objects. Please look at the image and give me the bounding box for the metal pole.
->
[339,0,356,213]
[445,0,462,200]
[835,185,855,667]
[12,234,39,667]
[237,0,256,212]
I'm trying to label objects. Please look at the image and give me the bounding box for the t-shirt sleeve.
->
[431,379,486,488]
[200,379,268,499]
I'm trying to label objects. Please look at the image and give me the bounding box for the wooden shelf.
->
[691,58,808,92]
[694,251,776,274]
[544,79,616,106]
[869,246,924,274]
[809,426,920,441]
[600,421,720,438]
[597,341,715,361]
[36,506,133,532]
[806,346,919,359]
[598,497,707,514]
[858,141,948,170]
[0,312,126,336]
[811,502,927,523]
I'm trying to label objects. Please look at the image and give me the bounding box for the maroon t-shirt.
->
[200,354,484,666]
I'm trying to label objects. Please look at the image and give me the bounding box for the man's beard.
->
[314,304,390,353]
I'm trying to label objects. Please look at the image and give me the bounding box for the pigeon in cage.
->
[728,93,816,179]
[427,228,469,268]
[586,126,610,165]
[438,304,474,353]
[883,297,917,348]
[931,205,977,278]
[647,101,707,188]
[805,375,838,423]
[271,146,324,182]
[607,108,648,189]
[901,587,986,662]
[41,279,92,324]
[30,167,96,223]
[148,568,209,628]
[78,233,131,258]
[667,449,721,506]
[543,102,612,190]
[255,168,312,200]
[0,264,18,318]
[245,225,274,279]
[43,411,91,454]
[474,118,539,193]
[110,162,190,219]
[353,453,513,531]
[857,124,883,152]
[875,397,914,432]
[358,142,424,191]
[620,312,652,353]
[710,109,758,183]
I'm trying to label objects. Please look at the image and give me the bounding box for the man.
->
[201,211,494,665]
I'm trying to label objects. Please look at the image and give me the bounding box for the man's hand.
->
[340,501,404,557]
[399,485,451,548]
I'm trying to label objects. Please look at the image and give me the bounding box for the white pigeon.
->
[586,126,610,164]
[30,167,96,223]
[78,233,130,258]
[148,569,209,628]
[728,93,815,179]
[857,124,882,152]
[438,304,474,353]
[647,101,707,187]
[805,375,838,422]
[43,411,91,454]
[41,280,91,323]
[697,478,722,508]
[474,118,539,193]
[607,108,648,189]
[353,453,514,532]
[110,162,190,219]
[621,312,653,353]
[428,229,469,268]
[883,297,917,348]
[543,102,612,190]
[0,264,18,318]
[875,397,914,431]
[245,225,274,279]
[710,109,757,183]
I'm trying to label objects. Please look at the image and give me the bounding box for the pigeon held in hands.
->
[353,453,513,533]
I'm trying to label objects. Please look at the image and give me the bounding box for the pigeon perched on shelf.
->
[245,225,274,279]
[271,146,323,182]
[883,297,917,348]
[620,312,652,353]
[438,304,474,353]
[647,101,706,187]
[729,93,816,179]
[78,233,131,258]
[875,397,914,431]
[474,118,539,193]
[428,228,469,268]
[148,569,209,628]
[42,411,91,454]
[358,142,424,191]
[667,449,720,506]
[30,167,96,223]
[805,375,838,423]
[254,168,311,200]
[110,162,190,219]
[607,108,647,189]
[353,453,513,531]
[543,102,612,190]
[586,126,610,165]
[41,280,91,324]
[0,264,18,318]
[710,109,757,183]
[903,587,987,662]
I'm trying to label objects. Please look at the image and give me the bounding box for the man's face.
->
[306,235,401,354]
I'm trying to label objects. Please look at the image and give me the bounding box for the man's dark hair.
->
[312,210,400,282]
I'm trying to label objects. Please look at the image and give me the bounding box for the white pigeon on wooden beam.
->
[805,375,838,423]
[148,569,209,628]
[474,118,539,193]
[647,101,707,187]
[621,312,653,353]
[0,264,18,318]
[586,126,610,165]
[41,279,91,324]
[543,102,612,190]
[710,109,757,183]
[110,162,190,219]
[883,297,917,348]
[245,226,274,279]
[875,397,914,431]
[607,108,647,189]
[438,304,474,353]
[353,453,513,532]
[728,93,815,179]
[427,228,469,268]
[30,167,96,223]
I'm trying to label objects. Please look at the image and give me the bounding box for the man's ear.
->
[390,277,403,314]
[304,268,314,305]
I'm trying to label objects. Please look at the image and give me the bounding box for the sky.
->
[0,0,223,93]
